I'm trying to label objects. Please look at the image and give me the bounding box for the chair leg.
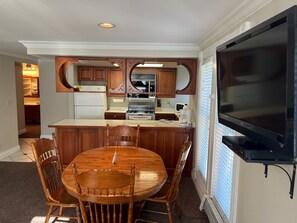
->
[76,206,82,223]
[45,205,53,223]
[166,203,173,223]
[59,206,63,216]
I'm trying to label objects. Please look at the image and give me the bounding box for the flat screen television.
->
[216,6,297,163]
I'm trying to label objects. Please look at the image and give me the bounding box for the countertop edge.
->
[49,119,195,129]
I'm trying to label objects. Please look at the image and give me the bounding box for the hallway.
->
[0,138,35,162]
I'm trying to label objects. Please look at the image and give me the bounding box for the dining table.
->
[61,146,168,201]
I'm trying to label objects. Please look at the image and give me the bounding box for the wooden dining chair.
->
[137,137,192,223]
[106,124,140,146]
[72,163,136,223]
[31,138,81,223]
[51,132,64,171]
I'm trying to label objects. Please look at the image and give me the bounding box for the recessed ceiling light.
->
[98,23,115,28]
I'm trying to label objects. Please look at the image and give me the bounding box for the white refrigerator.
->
[74,86,107,119]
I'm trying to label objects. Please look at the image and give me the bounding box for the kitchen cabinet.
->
[107,68,125,96]
[127,67,176,98]
[155,113,178,120]
[23,77,39,97]
[104,112,126,120]
[156,69,176,98]
[50,123,194,176]
[78,129,98,152]
[55,57,197,95]
[139,127,193,176]
[126,58,197,96]
[55,128,79,165]
[78,66,107,82]
[24,104,40,123]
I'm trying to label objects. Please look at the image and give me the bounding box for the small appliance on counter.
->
[179,105,192,126]
[175,103,187,113]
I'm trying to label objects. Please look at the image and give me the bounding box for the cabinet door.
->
[139,128,193,176]
[155,113,178,120]
[157,69,176,98]
[93,67,107,81]
[104,112,126,120]
[56,128,79,165]
[78,67,93,81]
[107,68,125,96]
[78,129,98,152]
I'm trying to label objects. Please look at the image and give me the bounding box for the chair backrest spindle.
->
[168,138,192,202]
[106,124,140,147]
[73,163,136,223]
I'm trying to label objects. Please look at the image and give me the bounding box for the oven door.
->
[127,114,153,120]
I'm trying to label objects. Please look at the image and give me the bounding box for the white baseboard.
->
[18,128,27,135]
[204,197,224,223]
[191,169,207,199]
[0,145,20,160]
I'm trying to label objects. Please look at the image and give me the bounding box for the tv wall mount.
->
[263,163,296,199]
[222,136,296,199]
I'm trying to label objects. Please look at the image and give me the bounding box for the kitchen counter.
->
[49,118,194,128]
[49,118,194,176]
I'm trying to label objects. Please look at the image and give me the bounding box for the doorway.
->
[15,62,41,138]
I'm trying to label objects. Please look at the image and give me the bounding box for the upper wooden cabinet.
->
[107,68,125,96]
[126,58,197,96]
[55,56,197,95]
[55,57,125,92]
[157,68,177,98]
[78,67,107,82]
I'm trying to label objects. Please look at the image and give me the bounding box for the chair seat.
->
[50,186,79,205]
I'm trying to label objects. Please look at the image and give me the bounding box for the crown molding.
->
[19,41,199,51]
[198,0,272,50]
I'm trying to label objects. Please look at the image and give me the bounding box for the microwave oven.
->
[131,73,156,94]
[175,103,187,112]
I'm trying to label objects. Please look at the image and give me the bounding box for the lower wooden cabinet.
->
[53,126,194,176]
[155,113,178,120]
[104,112,126,120]
[56,128,79,165]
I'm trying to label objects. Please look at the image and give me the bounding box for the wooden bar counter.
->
[49,119,195,176]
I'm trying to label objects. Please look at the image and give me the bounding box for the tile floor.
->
[0,138,36,162]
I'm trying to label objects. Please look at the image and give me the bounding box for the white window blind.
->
[197,58,213,180]
[211,118,235,222]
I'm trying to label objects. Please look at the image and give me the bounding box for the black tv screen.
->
[217,6,297,162]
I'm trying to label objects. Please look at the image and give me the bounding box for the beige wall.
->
[0,55,19,155]
[0,55,35,158]
[38,60,73,137]
[15,62,26,134]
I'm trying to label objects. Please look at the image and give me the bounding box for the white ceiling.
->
[0,0,247,58]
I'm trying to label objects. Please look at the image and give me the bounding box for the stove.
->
[126,98,156,120]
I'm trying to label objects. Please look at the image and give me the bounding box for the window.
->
[197,58,213,180]
[211,122,235,221]
[196,57,237,223]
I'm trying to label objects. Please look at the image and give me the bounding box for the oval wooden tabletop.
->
[62,146,168,201]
